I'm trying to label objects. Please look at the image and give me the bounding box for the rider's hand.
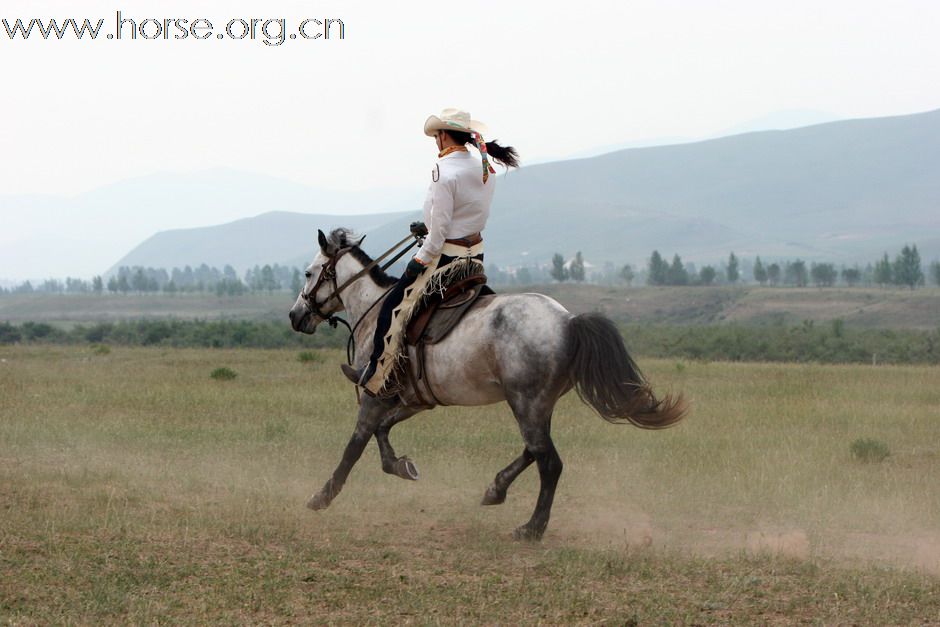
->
[405,258,427,278]
[409,221,429,237]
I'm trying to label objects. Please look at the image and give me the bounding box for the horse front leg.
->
[375,407,423,481]
[307,396,390,510]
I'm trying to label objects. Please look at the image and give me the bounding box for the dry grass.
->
[2,346,940,624]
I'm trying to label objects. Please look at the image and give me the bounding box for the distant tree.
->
[131,268,148,293]
[893,244,924,289]
[550,253,568,282]
[13,280,34,294]
[698,265,717,286]
[726,252,740,284]
[290,268,303,294]
[862,262,875,286]
[841,266,861,287]
[785,260,808,287]
[107,276,119,294]
[223,264,238,281]
[117,274,130,295]
[753,257,768,286]
[215,278,246,297]
[619,264,635,286]
[569,252,586,282]
[647,251,668,286]
[767,263,781,287]
[41,279,63,293]
[163,280,178,295]
[810,262,837,287]
[667,254,689,285]
[260,265,278,292]
[91,276,103,294]
[873,253,893,287]
[515,267,533,285]
[65,277,87,293]
[930,261,940,287]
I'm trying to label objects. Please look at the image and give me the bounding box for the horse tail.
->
[566,313,687,429]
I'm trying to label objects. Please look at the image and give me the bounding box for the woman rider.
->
[343,108,519,396]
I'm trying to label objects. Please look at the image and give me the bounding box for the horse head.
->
[289,228,363,334]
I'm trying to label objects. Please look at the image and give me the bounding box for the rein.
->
[302,232,421,364]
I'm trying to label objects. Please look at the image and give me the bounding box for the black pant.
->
[363,271,419,381]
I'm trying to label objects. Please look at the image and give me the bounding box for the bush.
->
[850,438,890,463]
[298,351,323,364]
[210,367,237,381]
[0,322,21,344]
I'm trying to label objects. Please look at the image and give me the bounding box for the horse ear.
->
[317,229,328,252]
[356,234,367,247]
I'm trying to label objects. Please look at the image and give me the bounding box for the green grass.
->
[2,346,940,623]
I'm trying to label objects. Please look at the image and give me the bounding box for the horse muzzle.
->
[289,304,318,334]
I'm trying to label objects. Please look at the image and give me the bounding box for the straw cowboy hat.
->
[424,108,489,137]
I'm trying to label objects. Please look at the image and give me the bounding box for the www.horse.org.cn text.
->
[2,11,345,46]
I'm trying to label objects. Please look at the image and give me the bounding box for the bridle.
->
[300,232,422,350]
[301,247,349,325]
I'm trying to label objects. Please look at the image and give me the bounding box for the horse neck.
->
[335,253,389,328]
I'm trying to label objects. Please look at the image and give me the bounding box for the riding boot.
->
[340,363,378,397]
[340,364,363,385]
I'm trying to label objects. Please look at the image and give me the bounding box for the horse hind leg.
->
[507,398,563,541]
[481,448,534,505]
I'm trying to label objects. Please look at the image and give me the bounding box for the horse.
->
[289,228,687,540]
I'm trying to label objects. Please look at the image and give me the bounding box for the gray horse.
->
[289,228,686,540]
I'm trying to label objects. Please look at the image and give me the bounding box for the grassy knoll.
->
[2,346,940,623]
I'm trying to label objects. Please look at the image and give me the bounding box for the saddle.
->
[399,273,495,407]
[405,274,494,346]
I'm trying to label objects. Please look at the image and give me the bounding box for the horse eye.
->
[304,271,312,279]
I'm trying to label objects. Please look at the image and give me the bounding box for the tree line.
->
[4,244,938,295]
[2,263,310,297]
[547,244,936,288]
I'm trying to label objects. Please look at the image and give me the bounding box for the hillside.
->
[110,108,940,272]
[109,211,410,274]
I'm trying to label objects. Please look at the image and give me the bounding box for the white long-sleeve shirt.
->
[415,150,495,264]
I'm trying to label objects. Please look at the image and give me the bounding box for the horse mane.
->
[327,228,399,288]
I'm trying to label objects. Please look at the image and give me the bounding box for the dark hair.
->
[443,130,520,169]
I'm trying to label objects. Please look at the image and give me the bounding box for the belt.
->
[444,232,482,246]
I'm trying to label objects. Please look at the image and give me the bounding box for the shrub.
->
[298,351,323,364]
[210,367,237,381]
[91,344,111,355]
[850,438,890,463]
[0,322,21,344]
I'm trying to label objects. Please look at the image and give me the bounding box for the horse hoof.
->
[512,525,544,542]
[395,457,419,481]
[306,492,331,511]
[481,485,506,506]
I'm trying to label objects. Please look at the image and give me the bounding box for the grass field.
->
[2,346,940,623]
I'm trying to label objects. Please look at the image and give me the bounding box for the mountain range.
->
[90,107,940,274]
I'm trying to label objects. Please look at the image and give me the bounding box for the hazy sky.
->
[2,0,940,280]
[3,0,940,197]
